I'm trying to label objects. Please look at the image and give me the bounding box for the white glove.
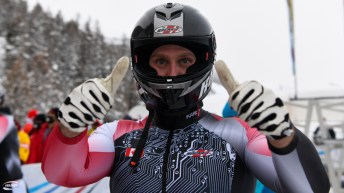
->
[58,56,130,133]
[215,60,293,139]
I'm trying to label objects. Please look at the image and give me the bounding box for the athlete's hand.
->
[215,60,293,139]
[58,56,130,133]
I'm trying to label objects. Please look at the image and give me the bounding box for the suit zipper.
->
[162,129,173,193]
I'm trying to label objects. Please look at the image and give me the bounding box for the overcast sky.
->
[26,0,344,100]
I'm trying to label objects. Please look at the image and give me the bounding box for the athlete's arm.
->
[267,127,295,148]
[268,129,330,193]
[60,123,82,138]
[41,122,117,187]
[206,114,330,193]
[240,120,330,193]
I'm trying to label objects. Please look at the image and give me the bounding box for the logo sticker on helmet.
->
[155,25,183,34]
[199,76,212,99]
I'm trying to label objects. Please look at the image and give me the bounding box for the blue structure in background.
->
[222,101,237,117]
[255,180,274,193]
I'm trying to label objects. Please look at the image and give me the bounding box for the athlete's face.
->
[149,44,196,76]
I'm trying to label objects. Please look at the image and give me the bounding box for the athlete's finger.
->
[215,60,239,94]
[97,56,130,96]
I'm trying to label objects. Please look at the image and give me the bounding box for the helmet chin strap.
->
[130,108,155,167]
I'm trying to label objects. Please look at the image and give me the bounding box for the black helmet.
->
[131,2,216,111]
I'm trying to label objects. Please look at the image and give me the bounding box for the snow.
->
[203,81,229,116]
[127,103,148,120]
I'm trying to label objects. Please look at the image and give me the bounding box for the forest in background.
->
[0,0,140,124]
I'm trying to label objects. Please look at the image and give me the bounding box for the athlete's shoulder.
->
[115,118,147,139]
[0,113,15,142]
[201,112,242,126]
[93,118,147,141]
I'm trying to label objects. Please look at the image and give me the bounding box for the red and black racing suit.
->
[0,108,27,193]
[42,108,330,193]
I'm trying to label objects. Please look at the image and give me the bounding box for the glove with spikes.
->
[215,60,294,139]
[58,56,130,133]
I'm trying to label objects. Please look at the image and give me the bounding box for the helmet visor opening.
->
[132,37,214,78]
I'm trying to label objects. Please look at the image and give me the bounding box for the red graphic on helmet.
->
[155,25,183,34]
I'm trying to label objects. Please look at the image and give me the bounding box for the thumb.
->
[215,60,239,95]
[97,56,130,96]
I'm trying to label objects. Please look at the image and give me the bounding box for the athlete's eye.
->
[156,59,167,66]
[180,58,190,64]
[179,56,196,67]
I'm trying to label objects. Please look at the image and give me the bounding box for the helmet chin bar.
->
[134,70,213,111]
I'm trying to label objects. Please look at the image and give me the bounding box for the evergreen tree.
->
[0,0,138,123]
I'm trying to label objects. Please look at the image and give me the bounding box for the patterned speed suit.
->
[0,108,28,193]
[42,108,330,193]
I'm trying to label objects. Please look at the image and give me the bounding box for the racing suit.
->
[42,108,330,193]
[0,108,28,193]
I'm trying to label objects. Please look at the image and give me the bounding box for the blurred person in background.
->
[44,108,59,140]
[313,117,336,145]
[25,109,38,125]
[22,123,33,136]
[26,113,47,163]
[17,127,30,164]
[0,84,28,192]
[12,118,30,164]
[22,109,39,136]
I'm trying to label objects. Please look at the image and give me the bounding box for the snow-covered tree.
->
[0,0,139,124]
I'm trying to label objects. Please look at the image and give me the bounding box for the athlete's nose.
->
[167,62,185,76]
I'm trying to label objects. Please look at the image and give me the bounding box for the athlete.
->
[0,85,28,193]
[42,3,330,193]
